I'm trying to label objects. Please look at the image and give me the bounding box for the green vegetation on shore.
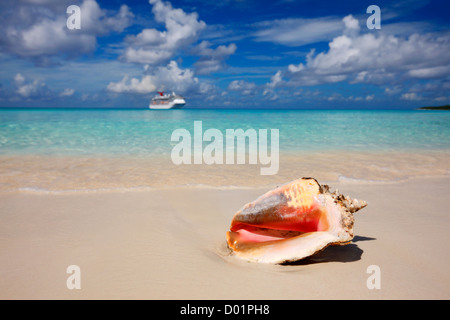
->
[417,105,450,110]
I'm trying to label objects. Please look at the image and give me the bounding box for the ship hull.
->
[149,99,186,110]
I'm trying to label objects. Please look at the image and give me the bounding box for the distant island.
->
[417,105,450,110]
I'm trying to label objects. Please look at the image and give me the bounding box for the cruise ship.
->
[149,92,186,109]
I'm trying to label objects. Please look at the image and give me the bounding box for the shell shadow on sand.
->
[281,235,376,266]
[213,235,376,267]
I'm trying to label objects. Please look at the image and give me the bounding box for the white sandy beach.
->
[0,175,449,299]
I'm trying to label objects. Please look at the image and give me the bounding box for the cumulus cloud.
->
[107,61,201,95]
[59,88,75,97]
[401,92,422,101]
[285,15,450,86]
[342,14,360,36]
[262,70,284,99]
[83,1,133,35]
[5,73,75,101]
[193,41,237,75]
[122,0,206,65]
[13,73,51,99]
[267,70,283,89]
[228,80,256,95]
[107,75,157,94]
[0,0,133,63]
[122,0,236,75]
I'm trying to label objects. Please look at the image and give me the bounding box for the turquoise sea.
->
[1,109,449,156]
[0,109,449,191]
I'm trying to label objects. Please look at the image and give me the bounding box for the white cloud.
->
[14,73,25,85]
[0,0,133,62]
[384,86,402,95]
[342,14,360,36]
[267,70,283,88]
[107,75,157,94]
[434,96,449,102]
[3,73,80,101]
[122,0,206,65]
[13,73,50,98]
[285,15,450,87]
[401,92,422,101]
[262,70,284,98]
[109,1,237,76]
[59,88,75,97]
[17,81,42,98]
[228,80,256,95]
[193,41,237,75]
[107,61,200,95]
[327,93,343,101]
[77,1,133,35]
[19,18,96,57]
[408,66,450,79]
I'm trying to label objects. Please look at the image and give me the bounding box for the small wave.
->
[174,183,259,190]
[337,175,406,184]
[338,171,450,184]
[16,184,260,194]
[17,186,156,194]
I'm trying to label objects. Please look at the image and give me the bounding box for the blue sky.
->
[0,0,449,109]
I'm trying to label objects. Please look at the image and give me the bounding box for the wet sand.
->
[0,176,449,299]
[0,150,449,192]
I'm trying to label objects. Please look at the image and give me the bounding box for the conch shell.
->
[226,178,367,264]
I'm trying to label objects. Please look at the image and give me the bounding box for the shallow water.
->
[0,109,449,192]
[1,109,449,155]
